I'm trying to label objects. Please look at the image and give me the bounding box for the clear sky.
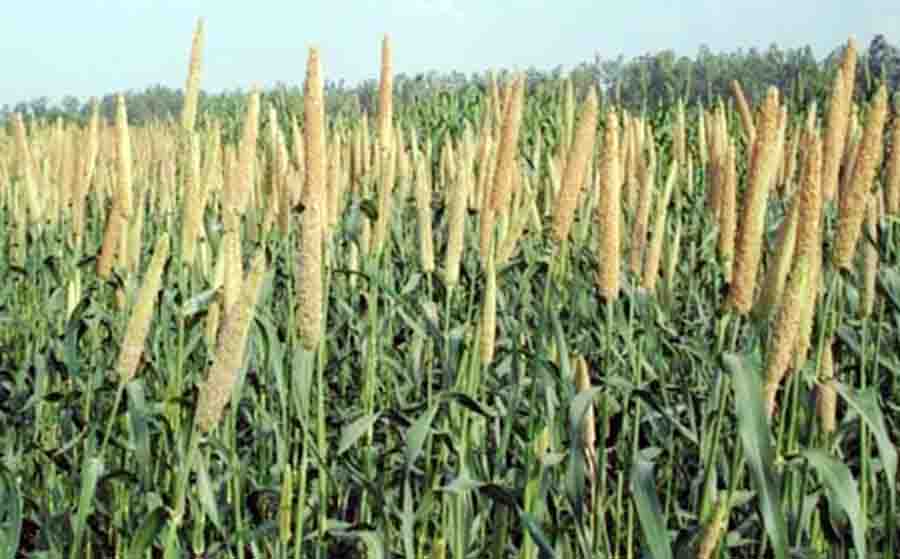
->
[1,1,896,107]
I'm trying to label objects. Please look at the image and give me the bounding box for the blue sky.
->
[1,1,895,107]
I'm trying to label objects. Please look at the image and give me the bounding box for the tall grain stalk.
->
[115,94,134,273]
[764,254,809,417]
[833,85,887,270]
[561,77,576,156]
[822,41,856,202]
[642,161,678,292]
[444,141,470,287]
[732,80,756,143]
[697,104,708,169]
[115,233,170,383]
[859,193,878,318]
[100,233,170,453]
[673,98,686,170]
[596,109,621,301]
[180,135,207,265]
[718,141,737,281]
[414,157,435,273]
[196,250,268,432]
[630,144,656,276]
[792,131,823,370]
[373,138,396,253]
[885,103,900,215]
[372,34,394,254]
[96,95,132,279]
[71,101,100,249]
[755,196,799,319]
[839,37,859,145]
[551,88,598,244]
[483,75,524,261]
[727,87,780,314]
[12,113,42,229]
[296,47,325,351]
[479,249,497,366]
[181,17,205,132]
[816,342,837,434]
[297,49,328,557]
[163,249,268,557]
[237,89,260,213]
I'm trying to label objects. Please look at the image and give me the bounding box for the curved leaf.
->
[631,459,672,559]
[72,457,104,557]
[338,413,381,456]
[724,352,788,559]
[127,506,167,559]
[0,465,22,559]
[834,383,897,497]
[520,511,557,559]
[801,449,866,558]
[332,530,384,559]
[405,405,438,469]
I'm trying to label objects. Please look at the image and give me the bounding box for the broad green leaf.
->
[520,511,557,559]
[801,449,866,558]
[631,459,672,559]
[405,404,438,469]
[834,383,897,493]
[126,381,151,486]
[567,386,603,521]
[128,506,167,559]
[724,352,788,559]
[292,347,315,420]
[835,382,897,520]
[0,466,22,559]
[338,413,381,455]
[193,451,222,533]
[72,457,104,558]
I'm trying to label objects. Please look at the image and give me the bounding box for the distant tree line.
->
[3,34,898,129]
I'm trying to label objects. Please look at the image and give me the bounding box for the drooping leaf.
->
[193,450,222,533]
[405,404,438,469]
[520,511,557,559]
[801,449,866,558]
[631,459,672,559]
[127,506,167,559]
[338,413,381,456]
[0,465,22,559]
[835,382,897,515]
[72,457,104,556]
[724,352,788,559]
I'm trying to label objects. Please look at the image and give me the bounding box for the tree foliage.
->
[3,35,898,129]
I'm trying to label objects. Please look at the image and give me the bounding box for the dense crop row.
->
[1,21,898,558]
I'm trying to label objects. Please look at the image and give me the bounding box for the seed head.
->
[297,47,325,350]
[833,85,887,270]
[596,109,622,300]
[197,250,267,433]
[885,105,900,215]
[728,87,781,314]
[764,255,809,417]
[816,342,837,434]
[552,88,598,243]
[115,234,170,383]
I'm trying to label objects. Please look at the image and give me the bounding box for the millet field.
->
[0,19,899,559]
